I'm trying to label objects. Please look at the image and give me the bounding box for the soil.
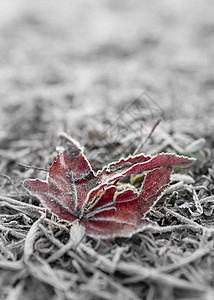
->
[0,1,214,299]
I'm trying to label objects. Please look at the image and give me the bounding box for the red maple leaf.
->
[23,134,195,238]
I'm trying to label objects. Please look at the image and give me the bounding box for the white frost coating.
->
[58,132,83,151]
[43,191,74,214]
[84,205,117,220]
[70,171,78,211]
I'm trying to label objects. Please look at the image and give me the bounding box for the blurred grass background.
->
[0,0,213,141]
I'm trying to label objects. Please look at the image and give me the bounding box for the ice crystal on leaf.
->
[23,134,195,239]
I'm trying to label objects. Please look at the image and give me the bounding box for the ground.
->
[0,1,214,299]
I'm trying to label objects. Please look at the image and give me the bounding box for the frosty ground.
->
[0,1,214,299]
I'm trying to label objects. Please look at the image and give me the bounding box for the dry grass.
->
[0,97,214,300]
[1,1,214,299]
